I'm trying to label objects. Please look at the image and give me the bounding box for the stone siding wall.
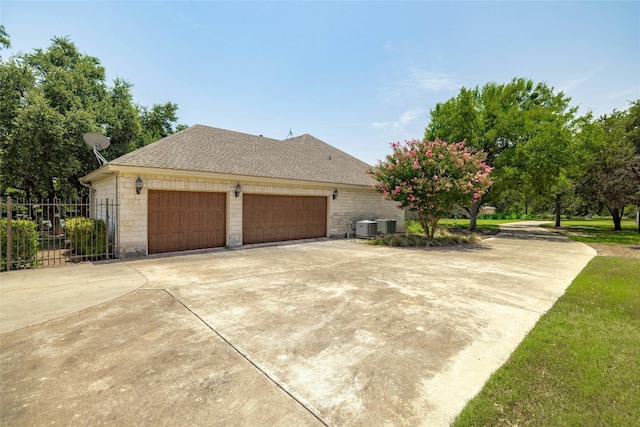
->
[329,188,404,237]
[96,172,403,256]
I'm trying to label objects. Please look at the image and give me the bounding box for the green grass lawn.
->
[541,218,640,245]
[452,256,640,427]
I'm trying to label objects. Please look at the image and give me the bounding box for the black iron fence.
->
[1,197,118,271]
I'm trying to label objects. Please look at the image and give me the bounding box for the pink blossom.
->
[426,150,433,157]
[473,193,480,200]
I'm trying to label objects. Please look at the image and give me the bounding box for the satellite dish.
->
[83,133,110,166]
[83,133,111,150]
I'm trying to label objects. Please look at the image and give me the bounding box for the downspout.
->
[115,172,119,257]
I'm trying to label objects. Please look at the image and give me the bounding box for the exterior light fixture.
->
[333,189,339,200]
[136,176,143,195]
[235,183,242,198]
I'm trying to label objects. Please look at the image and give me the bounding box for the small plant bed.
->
[369,229,480,247]
[453,256,640,427]
[445,225,501,238]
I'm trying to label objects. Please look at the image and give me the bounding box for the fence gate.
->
[1,197,118,271]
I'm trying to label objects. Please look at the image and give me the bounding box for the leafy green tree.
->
[575,104,640,231]
[370,138,492,238]
[425,78,576,228]
[138,102,186,147]
[0,25,10,50]
[0,57,34,142]
[625,100,640,155]
[0,36,185,199]
[101,78,143,158]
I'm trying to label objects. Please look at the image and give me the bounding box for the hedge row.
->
[65,217,106,257]
[0,218,39,271]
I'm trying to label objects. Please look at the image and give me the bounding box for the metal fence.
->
[1,197,118,271]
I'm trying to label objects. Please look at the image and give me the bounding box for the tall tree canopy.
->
[574,103,640,231]
[425,78,576,228]
[0,36,185,199]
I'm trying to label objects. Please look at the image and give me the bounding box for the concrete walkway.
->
[0,262,147,334]
[0,222,596,426]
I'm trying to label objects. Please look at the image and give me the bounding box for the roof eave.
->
[80,164,116,184]
[82,164,375,189]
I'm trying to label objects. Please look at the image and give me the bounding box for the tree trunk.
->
[606,204,624,231]
[554,195,562,228]
[468,200,480,231]
[418,216,430,238]
[610,207,623,231]
[429,216,439,239]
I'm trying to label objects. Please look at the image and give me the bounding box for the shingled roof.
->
[107,125,376,186]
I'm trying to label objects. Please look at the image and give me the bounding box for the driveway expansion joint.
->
[158,288,329,427]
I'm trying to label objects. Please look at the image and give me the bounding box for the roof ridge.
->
[194,124,282,143]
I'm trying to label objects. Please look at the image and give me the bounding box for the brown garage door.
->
[148,190,226,254]
[243,195,327,245]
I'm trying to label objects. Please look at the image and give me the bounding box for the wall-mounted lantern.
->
[332,189,339,200]
[136,176,143,195]
[235,183,242,198]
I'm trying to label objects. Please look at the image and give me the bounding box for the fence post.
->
[0,198,3,270]
[105,198,110,259]
[6,196,12,270]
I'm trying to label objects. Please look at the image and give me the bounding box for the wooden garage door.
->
[148,190,226,254]
[243,195,327,245]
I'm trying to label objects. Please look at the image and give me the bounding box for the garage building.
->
[81,125,403,256]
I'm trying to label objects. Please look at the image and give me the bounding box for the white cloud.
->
[411,69,461,92]
[372,121,390,129]
[381,66,461,103]
[605,87,640,101]
[398,108,423,125]
[371,107,426,130]
[559,65,604,93]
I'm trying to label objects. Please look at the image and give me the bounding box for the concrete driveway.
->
[0,222,595,426]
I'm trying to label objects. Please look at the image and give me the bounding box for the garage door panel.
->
[148,190,226,254]
[243,194,327,245]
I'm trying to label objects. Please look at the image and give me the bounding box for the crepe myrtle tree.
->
[370,138,493,238]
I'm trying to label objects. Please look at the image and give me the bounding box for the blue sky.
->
[2,1,639,165]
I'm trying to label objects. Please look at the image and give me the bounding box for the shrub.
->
[370,230,480,247]
[65,217,106,259]
[404,219,424,234]
[1,218,39,271]
[370,138,493,238]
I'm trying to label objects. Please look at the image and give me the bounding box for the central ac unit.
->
[356,220,377,237]
[376,219,397,234]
